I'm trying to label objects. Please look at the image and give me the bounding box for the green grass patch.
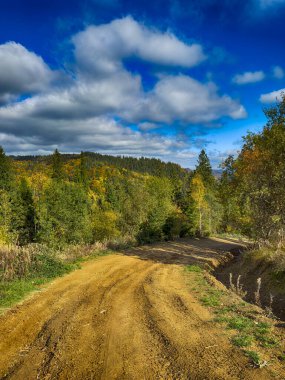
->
[244,350,262,367]
[185,265,203,273]
[0,280,38,308]
[226,316,254,332]
[231,334,253,347]
[255,332,279,348]
[200,294,221,307]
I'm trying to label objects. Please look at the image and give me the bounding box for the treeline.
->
[0,149,181,247]
[0,143,224,248]
[11,152,187,181]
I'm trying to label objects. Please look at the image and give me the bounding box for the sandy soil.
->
[0,238,279,379]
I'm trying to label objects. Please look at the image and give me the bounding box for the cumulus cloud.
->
[0,42,55,104]
[272,65,284,79]
[72,16,206,76]
[128,75,247,123]
[0,17,247,163]
[260,88,285,103]
[0,112,185,160]
[232,70,265,85]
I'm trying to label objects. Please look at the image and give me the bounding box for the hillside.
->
[10,152,189,181]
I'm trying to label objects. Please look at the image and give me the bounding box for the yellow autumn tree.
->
[190,173,209,236]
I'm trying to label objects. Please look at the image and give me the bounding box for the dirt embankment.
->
[0,238,281,380]
[215,248,285,322]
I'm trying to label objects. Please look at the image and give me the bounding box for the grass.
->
[184,265,284,370]
[0,280,39,308]
[231,334,253,347]
[0,247,111,311]
[200,291,222,307]
[226,316,254,331]
[245,350,262,367]
[185,264,203,273]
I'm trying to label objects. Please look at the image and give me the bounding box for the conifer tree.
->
[79,151,88,186]
[51,149,64,180]
[0,146,13,190]
[195,149,215,188]
[11,178,36,245]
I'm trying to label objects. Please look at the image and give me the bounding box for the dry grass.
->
[0,245,35,281]
[0,242,109,282]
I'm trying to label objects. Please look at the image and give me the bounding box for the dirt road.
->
[0,238,277,379]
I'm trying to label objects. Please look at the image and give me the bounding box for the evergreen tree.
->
[79,151,88,187]
[11,178,36,245]
[51,149,64,180]
[195,149,215,188]
[0,146,13,190]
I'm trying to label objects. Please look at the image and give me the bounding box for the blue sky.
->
[0,0,284,168]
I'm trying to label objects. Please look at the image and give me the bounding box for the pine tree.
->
[79,151,88,186]
[0,146,13,190]
[195,149,215,188]
[51,149,64,180]
[11,178,36,245]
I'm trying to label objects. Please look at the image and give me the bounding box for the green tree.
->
[78,151,88,187]
[0,189,13,244]
[11,178,36,245]
[38,181,92,246]
[0,146,13,190]
[193,150,221,235]
[195,149,215,188]
[233,94,285,243]
[51,149,64,180]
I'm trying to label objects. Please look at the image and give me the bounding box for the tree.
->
[38,181,92,245]
[0,189,13,244]
[195,149,215,188]
[232,94,285,243]
[0,146,13,190]
[11,178,36,245]
[190,173,208,236]
[78,151,88,186]
[51,149,64,180]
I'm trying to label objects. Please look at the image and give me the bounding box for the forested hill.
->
[10,152,189,180]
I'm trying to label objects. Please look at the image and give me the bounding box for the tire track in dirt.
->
[0,240,282,379]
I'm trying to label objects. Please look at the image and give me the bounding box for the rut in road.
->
[0,239,278,380]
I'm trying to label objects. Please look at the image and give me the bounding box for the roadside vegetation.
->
[185,264,285,371]
[0,243,110,310]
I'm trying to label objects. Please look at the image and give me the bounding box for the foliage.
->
[217,94,285,246]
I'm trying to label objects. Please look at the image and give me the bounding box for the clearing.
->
[0,238,284,379]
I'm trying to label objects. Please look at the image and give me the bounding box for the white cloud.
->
[72,16,206,76]
[272,65,284,79]
[128,75,247,123]
[260,88,285,103]
[0,42,54,103]
[0,113,185,159]
[0,17,247,162]
[232,70,265,85]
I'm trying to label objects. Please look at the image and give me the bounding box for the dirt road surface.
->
[0,238,279,379]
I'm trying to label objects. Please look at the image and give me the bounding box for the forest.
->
[0,95,285,277]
